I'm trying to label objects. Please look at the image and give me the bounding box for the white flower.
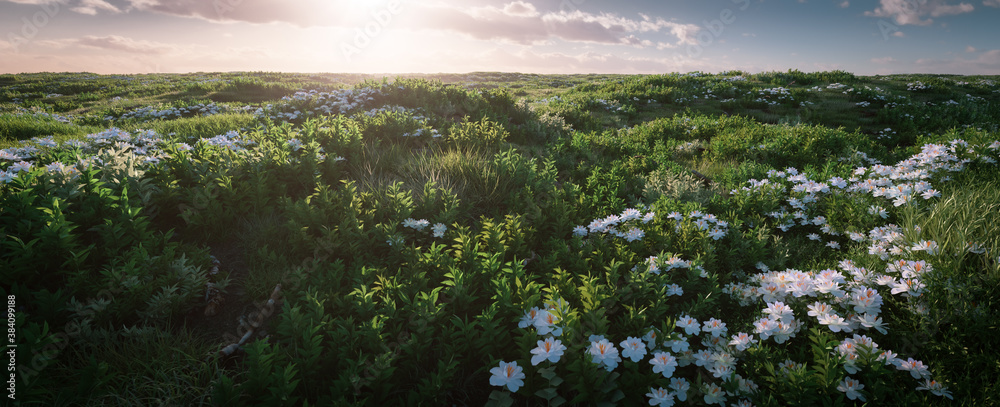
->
[897,358,930,379]
[916,378,954,399]
[703,383,726,405]
[649,351,678,378]
[837,377,866,401]
[665,284,684,296]
[518,307,541,329]
[620,337,647,363]
[676,316,700,335]
[668,378,689,402]
[489,361,525,392]
[910,240,939,255]
[646,387,675,407]
[588,339,621,371]
[729,332,756,351]
[401,218,430,231]
[530,337,566,366]
[573,225,588,237]
[763,301,794,324]
[701,318,728,337]
[431,223,447,238]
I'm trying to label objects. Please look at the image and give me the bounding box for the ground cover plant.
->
[2,71,999,406]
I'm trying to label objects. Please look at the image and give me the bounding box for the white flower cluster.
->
[256,87,385,122]
[666,210,729,240]
[110,102,236,122]
[575,207,655,242]
[401,218,447,238]
[723,255,952,400]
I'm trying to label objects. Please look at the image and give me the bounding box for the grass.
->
[0,113,101,146]
[2,71,999,406]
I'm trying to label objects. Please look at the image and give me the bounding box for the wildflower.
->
[649,351,678,378]
[489,361,525,392]
[666,337,689,353]
[708,228,726,240]
[702,318,728,338]
[620,337,647,363]
[620,208,642,221]
[763,301,794,324]
[807,233,821,241]
[826,241,841,250]
[837,377,866,401]
[676,316,701,335]
[624,227,645,242]
[818,313,853,332]
[693,350,714,367]
[533,310,562,336]
[754,317,778,341]
[530,337,566,365]
[897,358,930,379]
[588,338,621,371]
[0,150,21,161]
[401,218,430,231]
[916,378,954,399]
[703,383,727,406]
[877,350,900,366]
[646,387,675,407]
[9,161,32,173]
[286,138,303,151]
[642,329,659,349]
[669,377,690,401]
[518,307,541,329]
[573,225,588,237]
[0,170,14,184]
[856,313,888,334]
[642,211,655,223]
[729,332,756,351]
[665,284,684,296]
[910,240,939,255]
[432,223,447,238]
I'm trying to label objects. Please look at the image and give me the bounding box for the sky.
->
[1,0,998,75]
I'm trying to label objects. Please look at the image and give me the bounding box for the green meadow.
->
[2,70,999,406]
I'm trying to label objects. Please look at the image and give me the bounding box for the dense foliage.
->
[2,71,999,406]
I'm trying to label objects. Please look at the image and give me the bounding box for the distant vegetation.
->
[2,70,999,406]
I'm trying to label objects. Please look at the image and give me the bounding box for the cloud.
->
[405,3,700,48]
[914,49,1000,74]
[840,1,850,7]
[865,0,974,26]
[502,1,538,17]
[76,34,171,53]
[34,34,173,54]
[871,56,896,64]
[71,0,120,15]
[967,45,977,52]
[119,0,350,26]
[984,0,1000,6]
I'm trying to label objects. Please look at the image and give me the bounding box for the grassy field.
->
[2,70,999,406]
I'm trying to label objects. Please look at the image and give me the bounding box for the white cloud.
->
[502,1,538,17]
[840,1,850,7]
[71,0,120,15]
[983,0,1000,6]
[871,56,896,64]
[865,0,974,25]
[967,45,977,52]
[32,34,173,54]
[408,4,700,48]
[914,49,1000,74]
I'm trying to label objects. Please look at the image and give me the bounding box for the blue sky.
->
[1,0,998,74]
